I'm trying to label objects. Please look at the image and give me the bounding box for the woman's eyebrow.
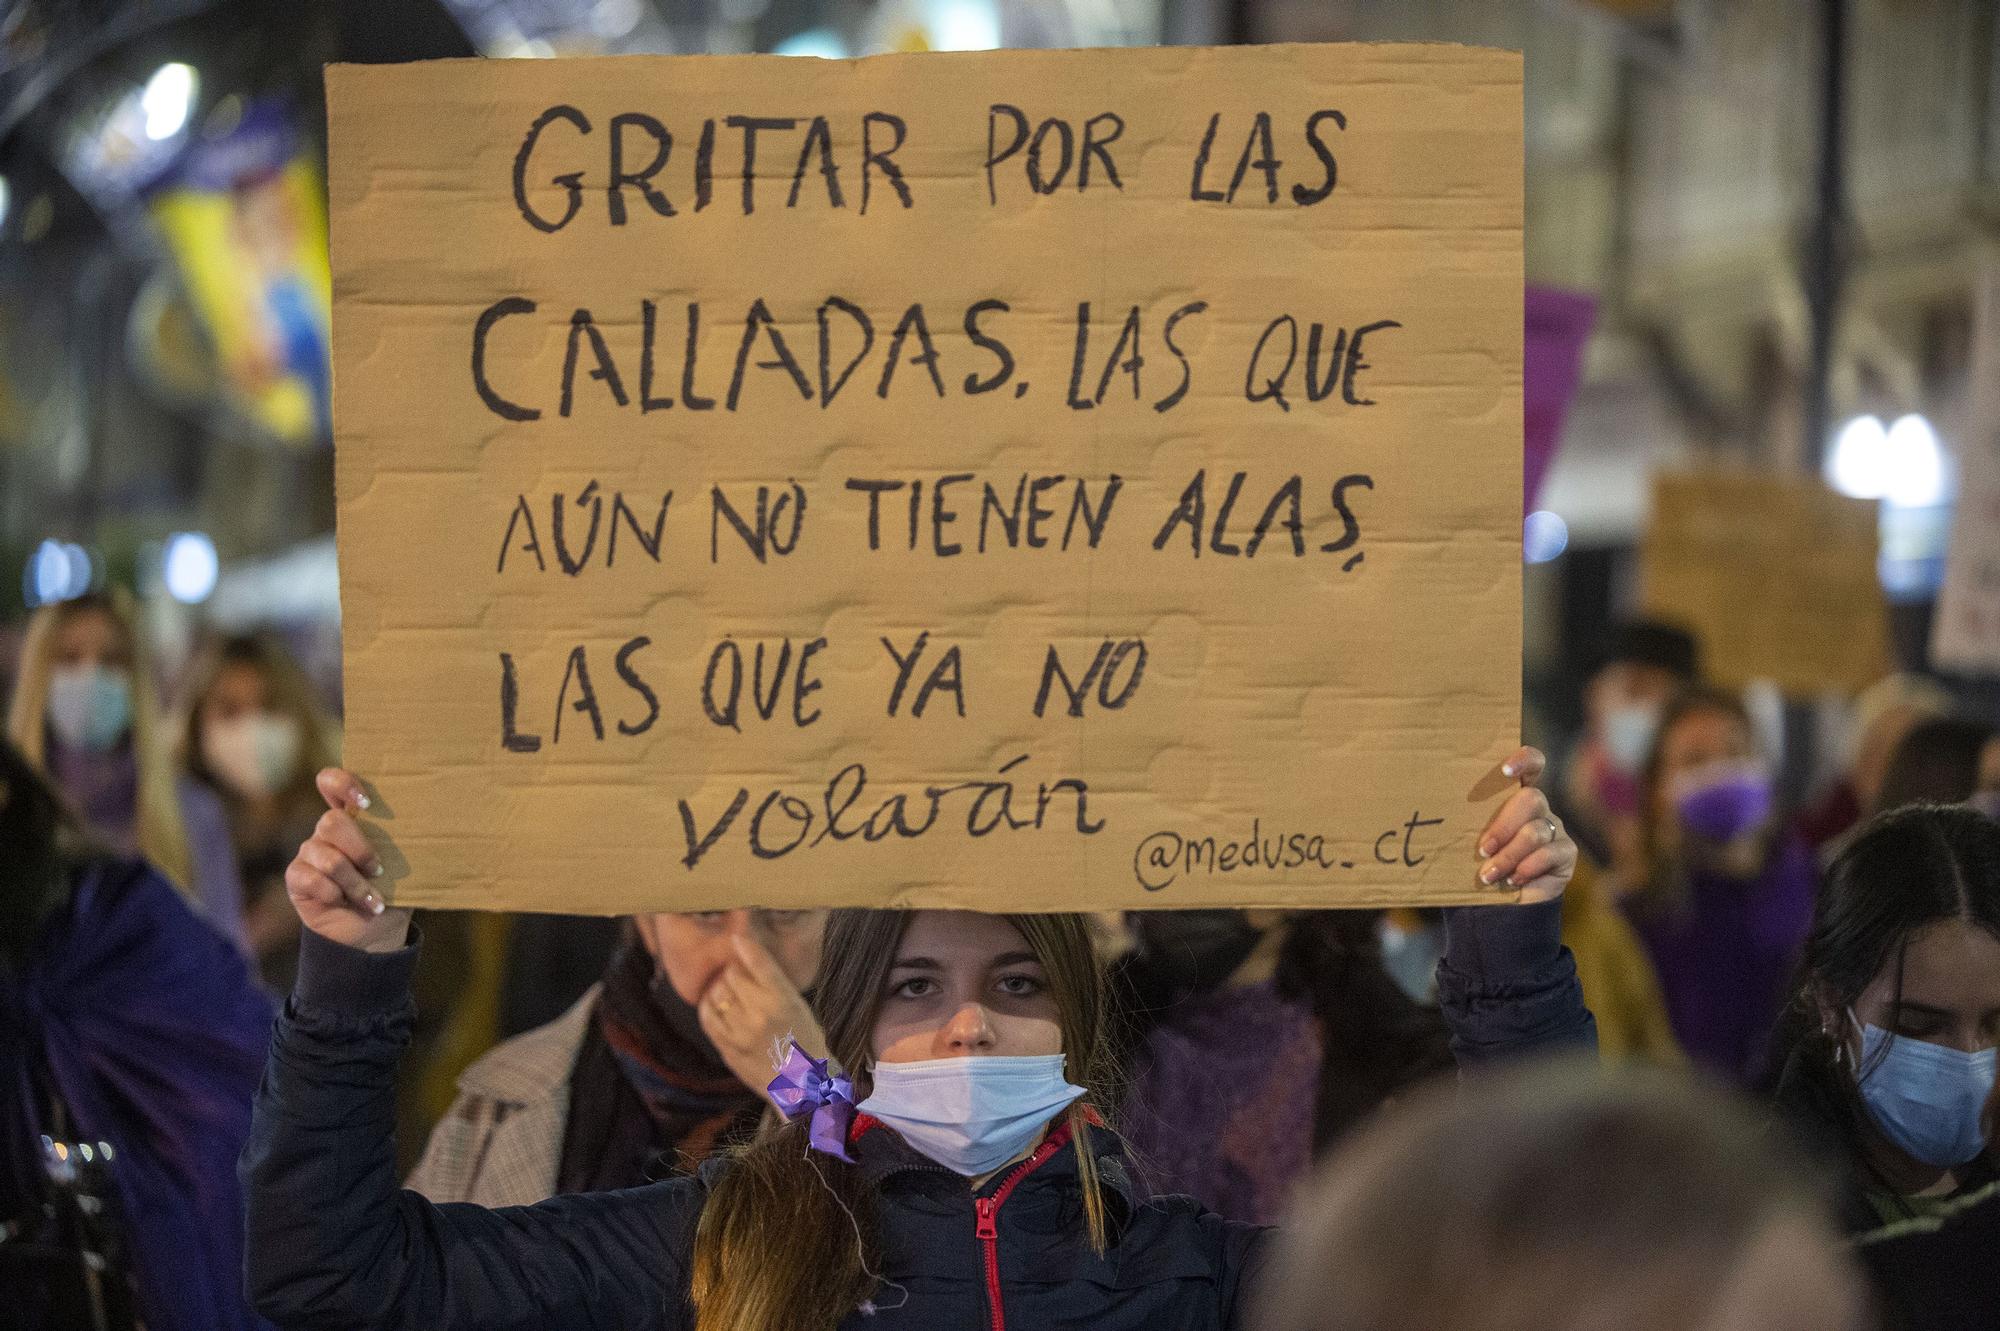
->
[989,951,1042,968]
[888,957,943,972]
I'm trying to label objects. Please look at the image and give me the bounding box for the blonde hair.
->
[690,910,1112,1331]
[6,591,194,891]
[175,631,337,811]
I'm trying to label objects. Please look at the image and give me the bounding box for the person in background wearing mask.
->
[0,737,273,1331]
[1112,908,1454,1223]
[176,634,494,1173]
[1545,623,1695,1064]
[1769,805,1999,1231]
[1623,686,1815,1084]
[241,750,1588,1330]
[407,907,827,1205]
[1871,716,2000,819]
[1255,1060,1865,1331]
[179,633,338,990]
[1560,619,1701,877]
[1112,751,1603,1225]
[5,592,246,947]
[1798,672,1954,850]
[1375,879,1679,1066]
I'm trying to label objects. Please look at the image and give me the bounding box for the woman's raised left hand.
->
[1474,746,1577,906]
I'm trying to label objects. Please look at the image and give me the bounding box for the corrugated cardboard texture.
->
[327,44,1524,913]
[1643,469,1890,696]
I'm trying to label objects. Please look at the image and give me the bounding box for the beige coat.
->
[405,986,598,1207]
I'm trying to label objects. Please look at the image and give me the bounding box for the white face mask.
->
[857,1054,1086,1177]
[202,712,303,798]
[47,664,133,753]
[1600,702,1661,775]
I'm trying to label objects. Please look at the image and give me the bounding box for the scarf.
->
[555,931,764,1193]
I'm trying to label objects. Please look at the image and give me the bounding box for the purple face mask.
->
[1673,765,1773,843]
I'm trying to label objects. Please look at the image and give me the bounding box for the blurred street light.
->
[141,62,198,142]
[1827,413,1891,500]
[163,531,219,604]
[776,27,848,57]
[1826,412,1949,510]
[1882,413,1948,509]
[24,540,93,606]
[1523,510,1570,564]
[931,0,1001,50]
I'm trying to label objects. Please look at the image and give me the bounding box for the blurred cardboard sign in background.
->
[1932,253,2000,676]
[327,43,1524,915]
[1643,469,1891,696]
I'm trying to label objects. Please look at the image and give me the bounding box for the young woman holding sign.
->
[243,747,1589,1331]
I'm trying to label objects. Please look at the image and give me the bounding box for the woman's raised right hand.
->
[285,768,412,953]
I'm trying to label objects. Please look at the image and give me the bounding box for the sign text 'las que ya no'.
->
[326,44,1524,914]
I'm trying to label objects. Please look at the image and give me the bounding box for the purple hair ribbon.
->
[768,1041,857,1162]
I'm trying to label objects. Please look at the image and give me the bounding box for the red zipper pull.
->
[974,1196,998,1241]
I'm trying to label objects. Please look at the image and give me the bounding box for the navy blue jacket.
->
[241,902,1592,1331]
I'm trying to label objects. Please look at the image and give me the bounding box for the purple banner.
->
[1525,285,1598,512]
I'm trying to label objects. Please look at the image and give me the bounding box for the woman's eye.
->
[995,973,1044,997]
[892,977,937,999]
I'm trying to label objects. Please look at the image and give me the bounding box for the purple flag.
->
[1525,286,1598,512]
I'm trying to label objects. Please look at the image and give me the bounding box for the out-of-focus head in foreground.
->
[1258,1060,1867,1331]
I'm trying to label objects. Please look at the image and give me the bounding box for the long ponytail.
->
[690,1120,879,1331]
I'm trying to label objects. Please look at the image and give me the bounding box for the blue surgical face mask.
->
[46,664,133,753]
[1856,1021,1997,1169]
[857,1054,1086,1177]
[1378,915,1442,1005]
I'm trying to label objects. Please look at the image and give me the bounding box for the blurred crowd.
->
[3,583,1999,1329]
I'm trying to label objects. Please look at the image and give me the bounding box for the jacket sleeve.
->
[240,929,699,1331]
[1435,899,1598,1066]
[1219,1221,1275,1331]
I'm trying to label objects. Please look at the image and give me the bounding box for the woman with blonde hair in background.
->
[178,632,338,988]
[6,591,245,946]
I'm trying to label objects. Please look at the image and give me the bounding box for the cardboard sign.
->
[327,45,1524,914]
[1932,255,2000,676]
[1642,469,1890,696]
